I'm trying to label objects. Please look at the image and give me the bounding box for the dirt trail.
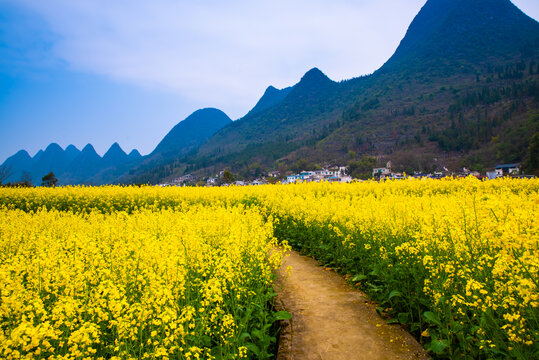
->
[275,250,429,360]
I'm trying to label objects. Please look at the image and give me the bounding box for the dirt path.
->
[275,250,429,360]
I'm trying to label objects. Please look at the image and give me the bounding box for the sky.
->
[1,0,538,163]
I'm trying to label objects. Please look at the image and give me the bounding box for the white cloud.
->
[10,0,431,118]
[11,0,539,118]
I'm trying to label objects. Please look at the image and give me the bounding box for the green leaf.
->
[245,343,260,356]
[351,274,368,282]
[423,311,441,326]
[273,311,292,321]
[487,348,508,356]
[252,329,263,340]
[397,312,409,324]
[201,335,212,347]
[429,339,449,354]
[449,320,462,332]
[240,332,251,341]
[386,318,400,324]
[388,290,403,300]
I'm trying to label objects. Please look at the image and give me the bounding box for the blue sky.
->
[1,0,538,163]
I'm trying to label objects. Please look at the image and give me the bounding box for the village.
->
[158,162,530,187]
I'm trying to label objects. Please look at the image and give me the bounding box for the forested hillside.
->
[129,0,538,183]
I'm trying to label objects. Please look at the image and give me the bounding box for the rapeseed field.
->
[0,177,537,359]
[0,204,286,359]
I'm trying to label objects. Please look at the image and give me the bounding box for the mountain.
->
[2,144,83,184]
[316,0,539,173]
[85,144,143,185]
[65,145,81,162]
[119,108,232,184]
[292,67,334,94]
[247,85,293,116]
[128,149,142,159]
[60,143,146,185]
[1,150,32,183]
[196,67,338,159]
[141,0,538,181]
[150,108,232,159]
[2,142,143,185]
[102,142,129,167]
[61,144,103,184]
[31,143,74,180]
[380,0,539,73]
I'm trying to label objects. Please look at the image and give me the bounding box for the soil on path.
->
[275,250,429,360]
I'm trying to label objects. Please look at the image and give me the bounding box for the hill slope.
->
[247,86,293,116]
[381,0,539,72]
[119,108,232,184]
[1,150,32,183]
[102,142,129,167]
[163,0,539,180]
[151,108,232,159]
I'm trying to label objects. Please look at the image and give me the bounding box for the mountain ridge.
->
[1,142,143,185]
[150,108,232,159]
[380,0,539,73]
[172,0,539,180]
[247,85,293,116]
[2,0,539,184]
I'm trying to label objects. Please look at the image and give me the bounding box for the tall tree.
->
[41,172,58,187]
[221,170,235,184]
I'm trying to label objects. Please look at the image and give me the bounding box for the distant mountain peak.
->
[102,143,129,168]
[293,67,334,93]
[81,144,98,155]
[300,67,331,83]
[188,107,228,119]
[0,150,32,183]
[261,86,282,99]
[104,143,127,158]
[14,149,31,159]
[150,108,232,157]
[246,85,293,116]
[64,145,80,162]
[128,149,142,158]
[107,142,124,152]
[45,143,63,153]
[381,0,539,71]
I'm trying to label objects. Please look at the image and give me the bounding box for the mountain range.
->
[2,0,539,185]
[1,107,232,185]
[2,142,142,185]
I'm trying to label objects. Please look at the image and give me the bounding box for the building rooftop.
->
[495,163,520,169]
